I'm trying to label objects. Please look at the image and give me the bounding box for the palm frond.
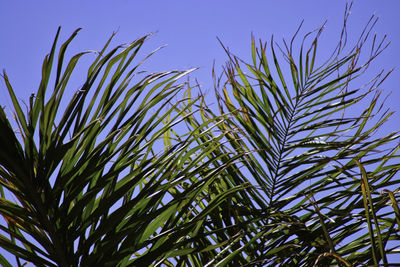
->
[214,5,400,265]
[0,28,247,266]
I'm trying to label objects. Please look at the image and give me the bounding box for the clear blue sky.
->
[1,1,399,118]
[1,0,399,264]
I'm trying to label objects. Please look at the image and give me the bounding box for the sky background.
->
[1,1,400,120]
[1,0,400,264]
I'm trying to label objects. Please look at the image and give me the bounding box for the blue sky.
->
[1,0,400,264]
[1,1,399,120]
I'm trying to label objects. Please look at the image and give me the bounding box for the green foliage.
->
[211,6,400,265]
[0,28,249,266]
[1,4,399,266]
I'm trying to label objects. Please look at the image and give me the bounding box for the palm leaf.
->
[213,5,400,265]
[0,28,248,266]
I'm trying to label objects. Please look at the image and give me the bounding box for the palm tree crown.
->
[1,4,399,266]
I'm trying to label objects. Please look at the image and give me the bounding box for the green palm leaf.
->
[1,4,399,266]
[0,28,248,266]
[214,7,400,266]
